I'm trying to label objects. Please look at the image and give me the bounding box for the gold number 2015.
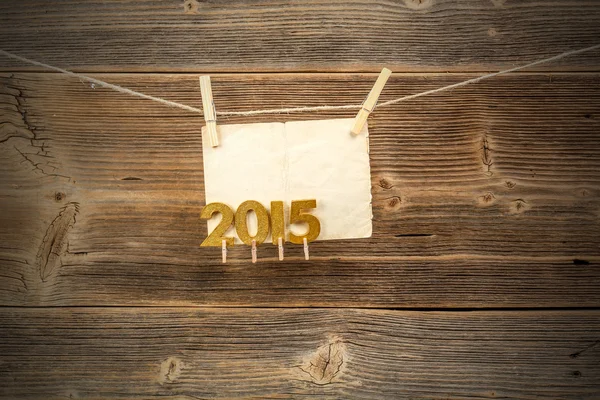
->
[200,199,320,247]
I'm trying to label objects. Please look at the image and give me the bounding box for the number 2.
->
[200,202,234,247]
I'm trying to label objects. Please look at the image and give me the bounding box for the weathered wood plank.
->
[0,72,599,307]
[0,308,598,399]
[1,1,600,72]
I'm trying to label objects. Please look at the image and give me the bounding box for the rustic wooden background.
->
[1,1,599,398]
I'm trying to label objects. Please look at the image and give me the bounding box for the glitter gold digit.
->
[270,201,285,244]
[289,199,320,244]
[200,202,235,247]
[235,200,270,245]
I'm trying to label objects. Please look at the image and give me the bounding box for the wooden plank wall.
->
[1,1,599,398]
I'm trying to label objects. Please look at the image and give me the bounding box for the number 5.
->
[289,199,320,244]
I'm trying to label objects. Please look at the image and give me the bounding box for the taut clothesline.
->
[1,44,599,117]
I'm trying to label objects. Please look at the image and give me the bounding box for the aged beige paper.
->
[202,118,372,243]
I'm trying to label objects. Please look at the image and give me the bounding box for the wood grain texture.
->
[2,3,599,397]
[1,1,600,72]
[0,72,598,307]
[0,308,598,399]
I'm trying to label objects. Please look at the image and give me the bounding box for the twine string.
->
[1,44,599,117]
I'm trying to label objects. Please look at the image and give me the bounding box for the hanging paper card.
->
[202,118,372,244]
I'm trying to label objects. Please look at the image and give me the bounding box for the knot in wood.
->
[183,0,200,14]
[299,338,346,385]
[159,357,182,384]
[36,202,79,282]
[505,181,516,189]
[54,192,65,202]
[387,196,402,211]
[404,0,434,10]
[378,178,393,190]
[510,198,531,214]
[478,192,496,206]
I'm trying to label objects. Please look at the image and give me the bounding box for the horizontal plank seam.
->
[3,70,600,76]
[1,305,599,312]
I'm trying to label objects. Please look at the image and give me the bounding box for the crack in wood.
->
[482,135,493,176]
[569,340,599,359]
[0,80,36,143]
[1,77,70,181]
[0,273,28,292]
[573,259,590,265]
[0,122,35,143]
[13,145,70,180]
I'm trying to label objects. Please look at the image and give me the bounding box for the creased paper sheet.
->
[202,118,372,243]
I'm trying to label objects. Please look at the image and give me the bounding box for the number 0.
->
[235,200,270,245]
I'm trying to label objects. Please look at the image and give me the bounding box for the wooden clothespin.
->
[251,239,257,264]
[221,239,227,264]
[199,75,219,147]
[351,68,392,135]
[277,237,284,261]
[303,238,309,261]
